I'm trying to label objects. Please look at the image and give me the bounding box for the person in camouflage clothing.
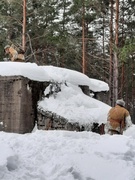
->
[106,99,132,135]
[4,45,25,62]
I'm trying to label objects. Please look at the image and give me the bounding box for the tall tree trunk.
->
[120,65,125,96]
[132,56,135,123]
[109,0,114,106]
[113,0,119,104]
[62,0,66,32]
[82,0,86,74]
[102,15,106,82]
[120,0,125,97]
[22,0,26,52]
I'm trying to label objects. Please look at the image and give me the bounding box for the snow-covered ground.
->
[0,126,135,180]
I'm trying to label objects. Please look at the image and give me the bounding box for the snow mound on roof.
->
[89,78,109,92]
[38,83,111,125]
[42,66,109,92]
[0,62,109,92]
[0,62,49,81]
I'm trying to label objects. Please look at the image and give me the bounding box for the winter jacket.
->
[8,47,25,62]
[107,105,132,134]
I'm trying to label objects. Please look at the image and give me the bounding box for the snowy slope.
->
[0,126,135,180]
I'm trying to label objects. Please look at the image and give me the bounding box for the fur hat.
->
[116,99,125,107]
[4,45,10,50]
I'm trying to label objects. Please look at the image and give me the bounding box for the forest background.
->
[0,0,135,121]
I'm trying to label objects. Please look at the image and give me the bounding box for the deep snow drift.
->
[38,83,111,125]
[0,126,135,180]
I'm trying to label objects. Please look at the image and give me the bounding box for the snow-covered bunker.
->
[0,62,111,134]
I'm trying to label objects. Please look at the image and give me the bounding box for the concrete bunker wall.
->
[0,76,105,135]
[0,76,47,133]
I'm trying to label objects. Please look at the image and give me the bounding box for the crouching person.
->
[4,45,25,62]
[106,99,132,135]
